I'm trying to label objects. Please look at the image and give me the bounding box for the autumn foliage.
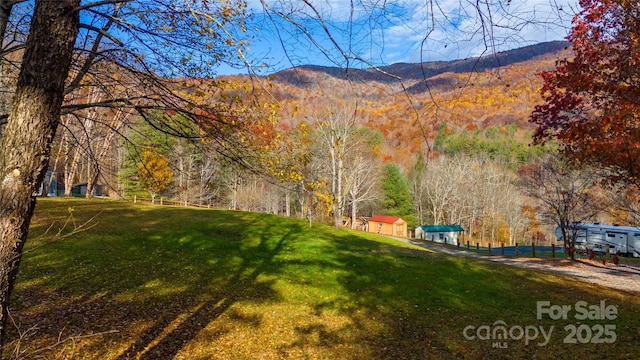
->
[530,0,640,185]
[138,150,174,200]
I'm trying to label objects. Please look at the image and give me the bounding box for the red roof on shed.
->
[369,214,404,224]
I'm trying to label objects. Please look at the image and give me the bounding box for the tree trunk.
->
[85,179,94,198]
[350,193,357,230]
[86,168,99,198]
[0,0,79,350]
[63,128,81,196]
[285,192,290,217]
[0,1,17,120]
[334,155,343,228]
[561,226,575,260]
[0,1,13,46]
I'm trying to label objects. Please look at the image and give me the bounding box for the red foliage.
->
[532,231,546,243]
[531,0,640,185]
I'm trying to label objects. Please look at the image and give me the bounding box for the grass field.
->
[5,198,640,359]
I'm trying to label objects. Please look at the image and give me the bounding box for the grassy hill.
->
[6,198,640,359]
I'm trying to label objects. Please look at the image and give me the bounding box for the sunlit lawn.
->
[5,198,640,359]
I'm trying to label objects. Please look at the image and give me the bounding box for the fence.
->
[132,195,214,209]
[432,239,640,265]
[455,241,562,258]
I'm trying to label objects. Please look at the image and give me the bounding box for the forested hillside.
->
[42,40,581,246]
[9,1,640,357]
[261,41,571,165]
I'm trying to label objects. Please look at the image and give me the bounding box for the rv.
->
[554,223,640,257]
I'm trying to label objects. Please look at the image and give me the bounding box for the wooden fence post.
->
[501,243,504,256]
[476,242,479,251]
[552,244,555,259]
[467,241,470,250]
[488,243,491,256]
[515,243,519,257]
[532,242,536,258]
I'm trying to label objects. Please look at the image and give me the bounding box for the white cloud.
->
[240,0,578,73]
[377,0,577,63]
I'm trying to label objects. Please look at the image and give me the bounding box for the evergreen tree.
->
[118,116,173,198]
[380,162,415,223]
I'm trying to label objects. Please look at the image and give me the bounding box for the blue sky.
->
[219,0,579,75]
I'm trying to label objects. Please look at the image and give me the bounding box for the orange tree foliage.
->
[521,205,542,241]
[138,150,174,200]
[185,78,302,180]
[530,0,640,186]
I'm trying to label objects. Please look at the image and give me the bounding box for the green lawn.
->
[5,198,640,359]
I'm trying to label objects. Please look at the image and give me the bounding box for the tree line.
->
[0,0,637,353]
[47,92,640,258]
[51,94,559,250]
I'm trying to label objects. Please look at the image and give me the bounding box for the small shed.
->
[416,224,464,246]
[367,215,408,238]
[72,183,105,197]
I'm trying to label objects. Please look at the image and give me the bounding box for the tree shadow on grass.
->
[10,204,299,359]
[10,201,640,359]
[121,224,293,360]
[281,234,640,360]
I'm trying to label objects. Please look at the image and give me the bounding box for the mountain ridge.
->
[270,40,572,86]
[231,40,574,166]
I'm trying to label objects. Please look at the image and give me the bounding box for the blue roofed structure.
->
[415,224,464,246]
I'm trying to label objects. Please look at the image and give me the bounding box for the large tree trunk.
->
[0,0,79,350]
[0,1,16,119]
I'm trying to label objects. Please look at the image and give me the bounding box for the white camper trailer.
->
[554,223,640,257]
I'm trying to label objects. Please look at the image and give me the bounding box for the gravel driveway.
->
[403,239,640,295]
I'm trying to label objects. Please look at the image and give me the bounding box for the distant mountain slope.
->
[271,41,571,86]
[247,41,573,166]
